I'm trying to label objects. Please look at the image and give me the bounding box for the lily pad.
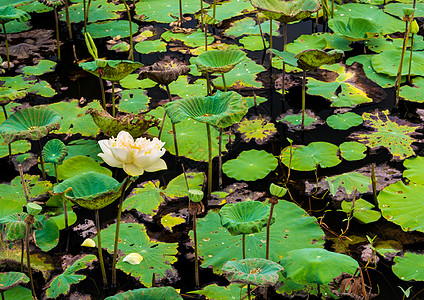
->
[286,33,352,53]
[384,3,424,19]
[326,172,371,197]
[235,116,277,144]
[350,110,421,161]
[277,110,323,131]
[280,141,341,171]
[45,255,97,299]
[134,39,167,54]
[371,50,424,77]
[118,89,150,113]
[393,252,424,281]
[191,200,324,273]
[341,198,381,224]
[403,156,424,185]
[54,156,112,181]
[105,287,183,300]
[120,74,157,89]
[399,76,424,103]
[59,0,125,23]
[168,76,207,98]
[162,29,213,48]
[223,150,278,181]
[326,112,363,130]
[251,0,320,24]
[365,36,424,54]
[189,284,247,300]
[135,0,206,23]
[339,141,367,161]
[21,59,56,76]
[224,17,278,38]
[87,20,138,39]
[27,80,57,98]
[212,0,254,22]
[239,35,269,51]
[100,222,178,287]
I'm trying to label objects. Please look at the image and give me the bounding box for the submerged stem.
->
[95,209,108,287]
[206,123,213,199]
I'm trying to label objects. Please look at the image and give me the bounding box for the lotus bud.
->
[188,189,204,203]
[81,238,96,247]
[27,202,42,216]
[123,253,144,265]
[269,183,287,198]
[84,32,98,60]
[411,20,419,34]
[403,7,414,17]
[95,59,108,68]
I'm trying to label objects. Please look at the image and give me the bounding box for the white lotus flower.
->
[98,131,167,176]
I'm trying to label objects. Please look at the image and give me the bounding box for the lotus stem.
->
[242,233,246,259]
[222,73,227,92]
[331,0,334,18]
[25,218,37,300]
[265,197,277,259]
[123,1,134,62]
[165,84,180,160]
[53,164,59,184]
[112,176,130,286]
[205,72,212,96]
[301,69,306,129]
[256,13,267,50]
[62,194,70,253]
[98,73,106,109]
[206,123,213,199]
[179,0,183,27]
[1,105,7,119]
[218,128,222,188]
[21,239,24,273]
[204,21,208,50]
[1,290,4,300]
[2,105,12,160]
[395,18,413,107]
[37,140,46,179]
[158,111,166,139]
[64,0,72,39]
[282,23,287,101]
[408,33,414,83]
[247,284,251,300]
[54,7,61,61]
[112,82,116,117]
[193,212,199,288]
[84,0,92,34]
[200,0,204,31]
[95,209,108,287]
[2,24,10,70]
[371,163,377,205]
[18,164,29,203]
[269,20,273,68]
[317,284,321,298]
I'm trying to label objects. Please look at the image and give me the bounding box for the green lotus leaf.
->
[281,248,359,285]
[224,17,278,38]
[223,149,278,181]
[0,18,31,33]
[384,3,424,19]
[251,0,320,23]
[48,99,101,137]
[27,80,57,98]
[328,17,381,42]
[53,156,111,181]
[286,32,352,53]
[165,90,248,128]
[33,216,59,252]
[235,116,277,144]
[86,20,138,39]
[87,107,158,138]
[399,76,424,103]
[0,272,29,292]
[162,29,213,48]
[268,49,298,67]
[191,200,324,273]
[79,60,142,82]
[393,252,424,281]
[0,212,42,241]
[3,285,31,299]
[212,0,254,22]
[0,88,27,105]
[134,39,167,54]
[138,57,190,86]
[365,35,424,54]
[219,201,273,236]
[349,110,421,161]
[276,278,336,298]
[341,198,381,224]
[326,172,370,197]
[378,180,424,232]
[189,284,247,300]
[109,41,130,53]
[45,255,97,299]
[0,75,35,90]
[295,49,344,71]
[168,76,207,98]
[42,139,68,165]
[120,74,157,89]
[195,49,247,74]
[53,171,125,210]
[371,50,424,77]
[0,5,30,24]
[0,105,61,144]
[239,35,269,51]
[0,174,52,219]
[333,3,404,35]
[123,172,205,217]
[18,0,52,13]
[326,112,363,130]
[135,0,206,23]
[222,258,283,286]
[59,0,124,23]
[339,141,367,161]
[105,287,182,300]
[277,110,323,130]
[62,139,102,162]
[21,59,56,76]
[39,0,64,8]
[100,222,178,287]
[280,141,341,171]
[403,156,424,185]
[212,57,265,89]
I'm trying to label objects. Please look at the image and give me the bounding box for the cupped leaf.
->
[223,258,283,286]
[222,149,278,181]
[79,60,142,82]
[328,17,381,41]
[0,5,30,24]
[280,142,341,171]
[53,172,125,210]
[138,57,190,86]
[45,255,97,299]
[339,141,367,161]
[251,0,320,23]
[42,139,68,165]
[0,212,42,241]
[105,287,182,300]
[195,49,247,74]
[219,201,273,235]
[295,49,344,71]
[0,105,61,144]
[393,253,424,281]
[165,90,248,128]
[326,112,363,130]
[0,272,29,292]
[100,223,178,287]
[281,248,359,285]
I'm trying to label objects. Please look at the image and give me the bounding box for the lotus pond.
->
[2,0,424,299]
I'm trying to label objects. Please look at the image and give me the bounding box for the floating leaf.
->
[286,33,352,53]
[403,156,424,185]
[168,76,207,98]
[27,80,57,98]
[162,29,213,48]
[135,0,206,23]
[59,0,124,23]
[399,76,424,103]
[235,116,276,144]
[371,50,424,77]
[326,112,363,130]
[251,0,320,23]
[277,110,323,131]
[223,150,278,181]
[393,253,424,281]
[134,39,167,54]
[100,223,178,287]
[55,156,112,181]
[161,214,185,232]
[280,142,341,171]
[45,255,97,299]
[212,0,254,22]
[341,198,381,224]
[3,286,32,299]
[326,172,371,196]
[105,287,182,300]
[120,74,157,89]
[86,20,138,39]
[365,36,424,54]
[224,17,278,38]
[189,284,247,300]
[339,141,367,161]
[350,110,421,161]
[21,59,56,76]
[383,2,424,19]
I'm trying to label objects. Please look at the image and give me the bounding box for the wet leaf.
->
[87,20,138,39]
[339,141,367,161]
[134,39,167,54]
[326,112,363,130]
[371,50,424,77]
[135,0,206,23]
[393,252,424,281]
